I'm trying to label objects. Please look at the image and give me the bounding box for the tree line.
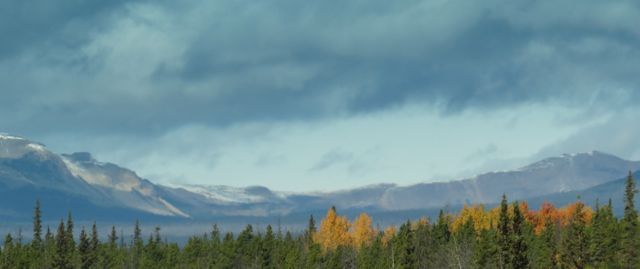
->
[1,172,640,268]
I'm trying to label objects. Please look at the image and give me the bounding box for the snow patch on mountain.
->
[171,184,287,204]
[0,134,25,140]
[0,134,51,159]
[60,152,190,218]
[62,156,141,192]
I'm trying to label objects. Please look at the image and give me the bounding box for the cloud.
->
[465,144,499,162]
[309,149,355,172]
[0,0,639,140]
[534,109,640,160]
[0,0,139,60]
[1,0,640,190]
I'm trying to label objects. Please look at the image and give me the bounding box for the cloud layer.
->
[1,0,639,190]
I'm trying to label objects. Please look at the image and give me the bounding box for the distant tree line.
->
[2,172,640,268]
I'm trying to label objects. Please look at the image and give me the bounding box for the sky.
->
[1,0,639,191]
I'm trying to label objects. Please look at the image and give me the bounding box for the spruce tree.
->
[621,171,639,268]
[304,214,316,245]
[474,224,498,268]
[78,228,91,269]
[54,219,72,269]
[132,220,143,268]
[560,202,589,269]
[281,231,303,268]
[497,194,512,269]
[108,226,118,249]
[105,226,119,269]
[451,218,475,268]
[44,226,56,268]
[535,216,558,269]
[589,199,618,267]
[219,232,236,268]
[434,209,451,244]
[133,220,142,245]
[143,226,164,267]
[262,225,275,269]
[2,234,15,269]
[394,220,417,269]
[511,201,529,268]
[414,219,435,268]
[32,200,43,250]
[236,224,257,267]
[65,211,75,262]
[89,222,99,267]
[208,224,221,265]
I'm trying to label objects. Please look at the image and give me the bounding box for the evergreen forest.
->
[2,172,640,269]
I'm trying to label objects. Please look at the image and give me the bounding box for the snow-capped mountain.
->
[1,133,639,221]
[0,134,188,219]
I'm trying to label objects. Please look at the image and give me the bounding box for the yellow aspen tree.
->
[351,213,376,248]
[314,206,352,251]
[452,204,490,233]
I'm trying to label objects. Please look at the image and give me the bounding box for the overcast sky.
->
[1,0,639,191]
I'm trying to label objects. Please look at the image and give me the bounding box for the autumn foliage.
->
[314,206,353,251]
[314,200,595,251]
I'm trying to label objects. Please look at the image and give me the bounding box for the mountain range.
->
[1,133,639,223]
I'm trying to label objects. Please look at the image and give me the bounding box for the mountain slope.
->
[2,133,639,221]
[526,170,640,214]
[375,151,640,210]
[0,134,188,219]
[61,152,189,217]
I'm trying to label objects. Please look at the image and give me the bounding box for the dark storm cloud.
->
[1,0,639,137]
[0,0,141,60]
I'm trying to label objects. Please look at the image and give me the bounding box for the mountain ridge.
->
[1,133,638,221]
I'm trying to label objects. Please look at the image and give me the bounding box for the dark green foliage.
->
[621,171,639,268]
[393,220,417,269]
[357,234,388,269]
[589,199,618,267]
[532,217,559,269]
[89,222,99,267]
[32,200,43,251]
[261,225,276,269]
[305,214,316,245]
[449,218,475,268]
[511,201,529,268]
[560,202,589,269]
[78,228,91,269]
[5,178,640,269]
[131,219,143,268]
[65,212,75,251]
[474,225,498,268]
[43,226,56,267]
[54,219,73,269]
[414,219,435,268]
[434,209,451,244]
[497,194,512,268]
[2,234,15,268]
[219,232,237,268]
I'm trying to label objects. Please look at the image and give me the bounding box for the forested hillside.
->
[1,172,639,268]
